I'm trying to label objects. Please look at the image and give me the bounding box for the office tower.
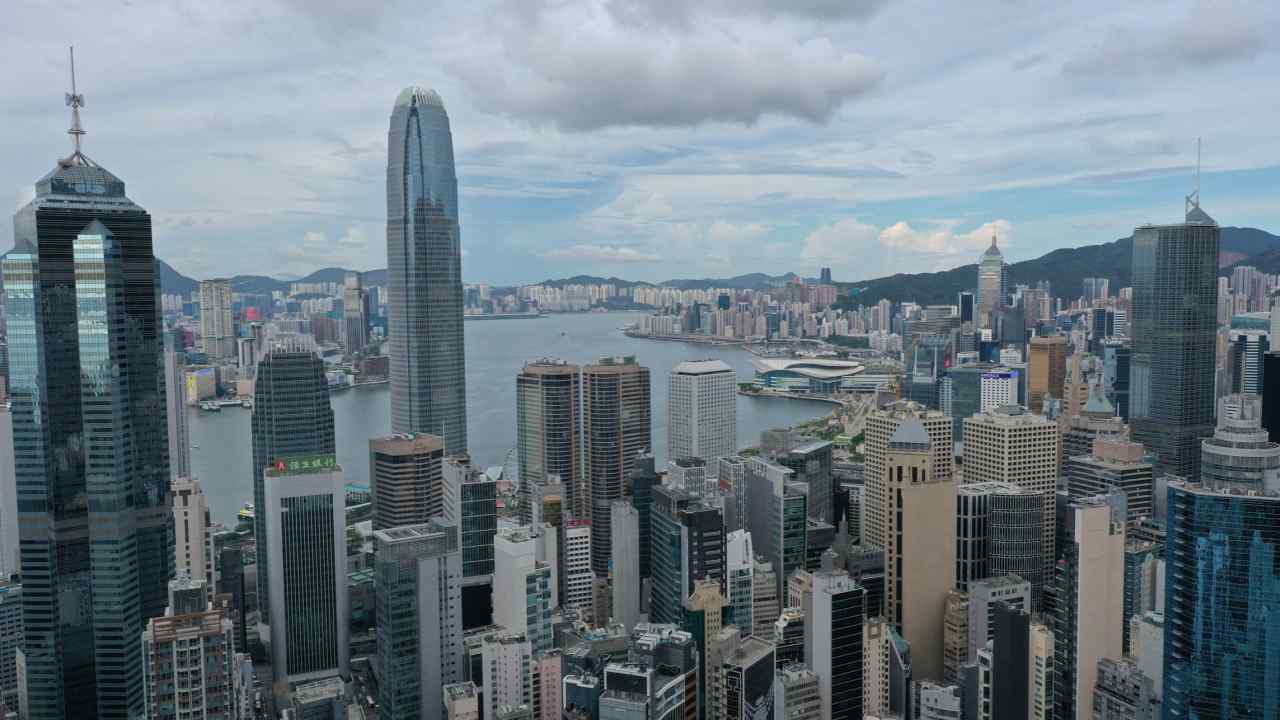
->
[976,235,1008,329]
[164,330,191,480]
[917,683,962,720]
[140,578,238,720]
[1164,475,1280,717]
[963,406,1059,603]
[1128,611,1163,700]
[1129,199,1218,479]
[707,633,774,720]
[864,401,953,549]
[517,360,582,522]
[1061,378,1126,460]
[199,278,235,360]
[1122,541,1161,655]
[745,458,808,601]
[807,570,864,720]
[217,544,247,654]
[493,528,554,653]
[773,664,821,720]
[751,561,781,639]
[0,403,14,581]
[1090,658,1160,720]
[669,458,711,498]
[955,481,1047,603]
[1228,329,1269,395]
[171,478,214,595]
[370,433,446,531]
[631,454,659,582]
[611,502,641,630]
[1064,437,1153,522]
[775,439,835,524]
[584,356,652,576]
[967,576,1031,664]
[343,270,368,354]
[718,456,748,532]
[1029,622,1055,720]
[444,683,480,720]
[535,651,563,720]
[386,87,467,453]
[481,634,534,720]
[563,520,594,617]
[1027,335,1067,413]
[650,486,725,625]
[251,346,335,626]
[5,87,173,719]
[942,591,968,685]
[986,601,1031,720]
[375,522,465,720]
[0,581,22,713]
[1052,496,1124,720]
[261,458,349,685]
[979,370,1016,412]
[862,617,910,719]
[685,580,727,715]
[773,608,805,666]
[958,291,975,325]
[668,360,737,464]
[1200,393,1280,492]
[1264,353,1280,443]
[882,419,954,681]
[725,530,754,632]
[442,456,497,578]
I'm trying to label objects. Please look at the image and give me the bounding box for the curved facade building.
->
[751,357,864,394]
[1200,393,1280,493]
[386,87,467,454]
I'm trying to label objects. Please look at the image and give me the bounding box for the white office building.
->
[668,360,737,464]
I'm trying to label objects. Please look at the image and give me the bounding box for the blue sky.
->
[3,0,1279,285]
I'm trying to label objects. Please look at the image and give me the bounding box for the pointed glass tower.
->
[385,88,468,455]
[3,52,172,720]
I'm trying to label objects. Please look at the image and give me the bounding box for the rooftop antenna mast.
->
[1186,137,1201,215]
[64,46,86,164]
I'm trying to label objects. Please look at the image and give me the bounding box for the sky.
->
[3,0,1280,285]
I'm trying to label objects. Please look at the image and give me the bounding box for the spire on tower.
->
[62,46,89,166]
[1185,137,1202,215]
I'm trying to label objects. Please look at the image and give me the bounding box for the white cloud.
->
[542,244,661,263]
[802,218,1013,280]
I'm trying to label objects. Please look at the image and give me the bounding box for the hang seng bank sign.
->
[271,454,337,475]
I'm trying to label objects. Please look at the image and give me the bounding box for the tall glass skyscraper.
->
[1164,478,1280,718]
[1129,199,1219,478]
[976,235,1008,330]
[4,107,172,718]
[386,87,467,454]
[251,345,335,626]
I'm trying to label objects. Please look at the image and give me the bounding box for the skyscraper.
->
[864,401,953,550]
[650,485,726,626]
[976,235,1008,330]
[1129,196,1219,478]
[343,270,368,355]
[5,72,173,719]
[374,522,465,720]
[369,433,446,531]
[250,344,335,629]
[1027,335,1067,414]
[141,578,239,720]
[171,478,214,596]
[516,360,581,522]
[807,569,865,720]
[584,356,652,576]
[164,329,191,480]
[261,458,350,686]
[1164,476,1280,718]
[386,87,467,454]
[881,418,954,682]
[1199,393,1280,492]
[199,278,235,361]
[668,360,737,464]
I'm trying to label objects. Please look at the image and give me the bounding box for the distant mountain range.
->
[152,226,1278,303]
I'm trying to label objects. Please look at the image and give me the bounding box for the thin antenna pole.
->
[65,45,86,158]
[1196,137,1202,199]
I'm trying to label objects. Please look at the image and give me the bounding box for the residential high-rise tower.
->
[584,356,652,576]
[516,360,581,522]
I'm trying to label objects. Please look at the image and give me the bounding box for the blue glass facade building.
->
[1163,480,1280,718]
[386,88,468,454]
[5,151,172,719]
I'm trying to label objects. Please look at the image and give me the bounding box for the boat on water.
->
[237,503,255,522]
[191,442,200,449]
[199,401,221,412]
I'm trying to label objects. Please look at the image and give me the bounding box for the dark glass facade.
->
[386,88,467,454]
[5,157,172,719]
[1164,481,1280,719]
[828,583,865,720]
[631,455,658,579]
[1263,352,1280,443]
[584,359,652,577]
[1129,209,1219,478]
[649,486,725,626]
[251,351,335,623]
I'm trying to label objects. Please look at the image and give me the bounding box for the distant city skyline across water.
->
[190,311,833,526]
